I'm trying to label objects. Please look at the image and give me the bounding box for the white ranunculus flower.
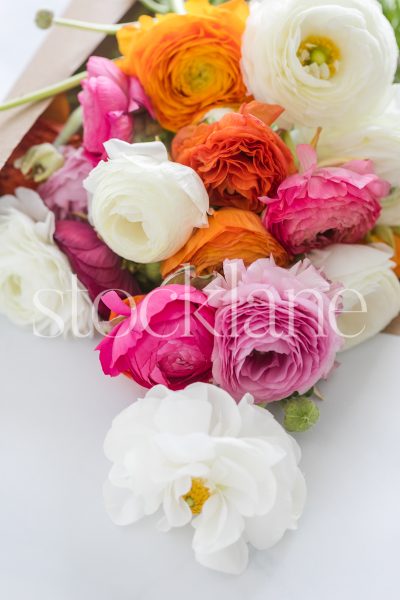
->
[85,140,209,264]
[0,188,93,337]
[307,244,400,350]
[104,383,306,575]
[241,0,398,128]
[293,85,400,188]
[378,189,400,227]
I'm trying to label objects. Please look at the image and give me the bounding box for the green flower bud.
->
[35,10,54,30]
[283,397,320,432]
[14,143,64,183]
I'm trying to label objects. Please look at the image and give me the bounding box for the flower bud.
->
[283,397,320,432]
[14,143,64,183]
[35,10,54,30]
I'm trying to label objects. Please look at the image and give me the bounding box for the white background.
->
[0,0,400,598]
[0,321,399,600]
[0,0,72,100]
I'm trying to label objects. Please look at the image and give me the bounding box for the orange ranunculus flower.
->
[161,207,290,278]
[116,0,249,132]
[171,101,296,212]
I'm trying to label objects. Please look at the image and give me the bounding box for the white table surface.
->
[0,316,399,600]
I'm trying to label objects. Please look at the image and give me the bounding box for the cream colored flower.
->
[85,140,209,264]
[308,243,400,350]
[293,85,400,188]
[241,0,398,128]
[378,189,400,227]
[0,188,93,337]
[104,383,306,574]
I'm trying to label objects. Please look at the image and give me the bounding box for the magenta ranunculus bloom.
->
[97,286,216,390]
[38,146,92,219]
[54,220,140,318]
[78,56,154,163]
[205,258,343,404]
[261,145,389,255]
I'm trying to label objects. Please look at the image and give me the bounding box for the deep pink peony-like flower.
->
[262,145,389,255]
[78,56,154,163]
[38,146,92,219]
[205,258,343,403]
[97,285,216,390]
[54,220,140,318]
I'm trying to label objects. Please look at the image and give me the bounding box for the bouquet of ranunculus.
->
[1,0,400,575]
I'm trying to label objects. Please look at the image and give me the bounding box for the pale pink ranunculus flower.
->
[262,145,389,255]
[205,257,343,404]
[78,56,154,163]
[38,146,92,219]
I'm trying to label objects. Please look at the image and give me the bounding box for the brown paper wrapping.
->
[0,0,399,336]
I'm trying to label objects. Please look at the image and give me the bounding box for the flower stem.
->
[51,16,122,34]
[0,71,86,112]
[54,106,83,147]
[310,127,322,150]
[139,0,170,13]
[35,10,131,34]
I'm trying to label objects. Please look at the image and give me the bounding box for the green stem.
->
[51,16,122,34]
[139,0,170,13]
[0,71,86,112]
[54,106,83,147]
[35,10,137,34]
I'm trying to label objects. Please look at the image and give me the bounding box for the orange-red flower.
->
[162,207,290,278]
[171,102,296,212]
[116,0,248,132]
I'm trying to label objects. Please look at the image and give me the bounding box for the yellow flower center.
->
[183,478,211,515]
[184,60,216,92]
[297,35,341,80]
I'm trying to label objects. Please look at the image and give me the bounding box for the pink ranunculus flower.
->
[78,56,154,163]
[38,146,92,219]
[261,145,389,255]
[54,219,140,319]
[96,285,216,390]
[205,258,343,404]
